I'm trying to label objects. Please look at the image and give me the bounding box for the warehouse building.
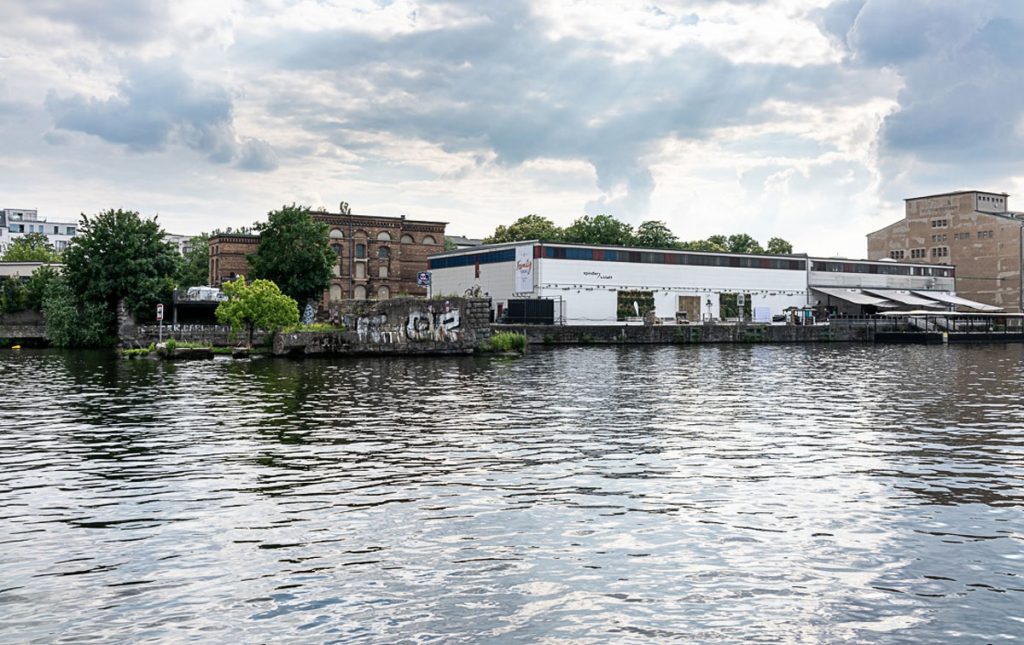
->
[429,241,987,325]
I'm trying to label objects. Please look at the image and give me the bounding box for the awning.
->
[813,287,897,307]
[913,291,1003,312]
[863,289,944,308]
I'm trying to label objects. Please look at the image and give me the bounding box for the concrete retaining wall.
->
[129,324,268,347]
[275,297,492,356]
[493,322,873,345]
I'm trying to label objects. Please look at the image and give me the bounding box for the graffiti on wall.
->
[352,301,463,344]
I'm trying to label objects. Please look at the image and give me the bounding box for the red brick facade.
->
[208,212,447,303]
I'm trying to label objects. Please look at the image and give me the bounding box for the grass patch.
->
[481,331,527,354]
[120,342,156,358]
[281,322,347,333]
[164,339,211,350]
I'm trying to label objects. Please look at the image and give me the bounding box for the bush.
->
[42,277,116,348]
[483,331,527,354]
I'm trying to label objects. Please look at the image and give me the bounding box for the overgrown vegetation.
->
[481,331,527,354]
[0,232,62,263]
[281,322,347,333]
[249,205,334,306]
[483,213,794,254]
[119,343,156,358]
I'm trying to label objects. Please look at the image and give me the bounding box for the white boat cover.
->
[912,291,1003,312]
[863,289,944,308]
[814,287,897,307]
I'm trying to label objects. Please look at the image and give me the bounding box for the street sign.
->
[156,303,164,321]
[417,271,431,287]
[737,293,745,307]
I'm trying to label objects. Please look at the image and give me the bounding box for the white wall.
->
[809,271,955,291]
[430,260,517,308]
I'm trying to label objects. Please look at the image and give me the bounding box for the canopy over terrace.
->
[813,287,898,310]
[863,289,944,308]
[912,291,1002,312]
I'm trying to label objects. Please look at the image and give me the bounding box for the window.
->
[355,262,366,278]
[911,248,925,259]
[889,250,905,260]
[329,284,343,302]
[978,230,994,239]
[379,265,388,278]
[355,243,366,258]
[931,234,947,243]
[954,232,970,241]
[378,246,390,259]
[931,219,948,228]
[400,234,414,244]
[67,227,76,235]
[376,231,391,242]
[330,228,344,240]
[930,247,949,258]
[353,285,367,300]
[422,235,437,245]
[377,286,390,300]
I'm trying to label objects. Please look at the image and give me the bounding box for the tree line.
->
[484,214,794,255]
[1,205,335,347]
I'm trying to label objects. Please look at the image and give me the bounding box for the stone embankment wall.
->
[0,310,47,343]
[129,324,268,347]
[275,297,491,356]
[494,322,873,345]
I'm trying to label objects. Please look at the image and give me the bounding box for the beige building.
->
[867,190,1024,311]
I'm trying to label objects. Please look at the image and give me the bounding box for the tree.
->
[766,237,794,254]
[726,233,764,255]
[562,214,635,246]
[249,205,333,305]
[215,276,299,347]
[678,236,728,252]
[41,275,114,348]
[24,265,60,312]
[484,214,564,244]
[61,209,179,330]
[175,234,209,289]
[2,233,61,263]
[634,220,678,248]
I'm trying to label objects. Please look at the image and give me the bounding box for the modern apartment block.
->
[208,208,447,302]
[867,190,1024,311]
[0,208,78,253]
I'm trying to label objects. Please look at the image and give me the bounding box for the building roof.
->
[904,189,1009,201]
[429,239,810,261]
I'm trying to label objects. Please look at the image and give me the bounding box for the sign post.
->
[156,303,164,342]
[417,271,432,299]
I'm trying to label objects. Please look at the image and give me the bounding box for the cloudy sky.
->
[1,0,1022,256]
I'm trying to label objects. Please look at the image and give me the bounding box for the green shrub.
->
[483,331,527,354]
[578,333,594,345]
[165,338,177,352]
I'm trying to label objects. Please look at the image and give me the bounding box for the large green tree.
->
[216,276,299,347]
[562,214,635,245]
[2,233,61,263]
[175,234,210,289]
[766,237,794,254]
[484,214,564,244]
[634,220,678,248]
[249,205,333,305]
[61,209,179,328]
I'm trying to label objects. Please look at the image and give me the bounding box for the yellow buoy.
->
[11,345,21,350]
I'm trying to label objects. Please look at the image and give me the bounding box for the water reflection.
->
[0,345,1021,642]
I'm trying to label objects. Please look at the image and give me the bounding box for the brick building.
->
[208,210,446,302]
[867,190,1024,311]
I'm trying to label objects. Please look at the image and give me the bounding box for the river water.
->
[0,345,1022,643]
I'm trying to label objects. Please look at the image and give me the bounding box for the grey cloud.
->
[237,139,279,172]
[46,60,278,172]
[820,0,1024,189]
[239,0,866,217]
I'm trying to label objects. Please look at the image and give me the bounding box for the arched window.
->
[329,284,343,302]
[331,243,343,255]
[422,235,437,245]
[355,243,366,258]
[400,234,414,244]
[378,246,390,259]
[376,231,391,242]
[329,228,344,240]
[378,286,390,300]
[353,285,367,300]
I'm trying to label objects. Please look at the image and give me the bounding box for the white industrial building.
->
[429,241,985,325]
